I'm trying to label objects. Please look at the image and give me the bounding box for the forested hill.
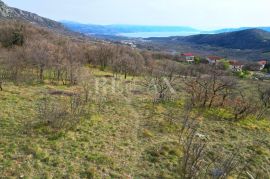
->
[147,29,270,50]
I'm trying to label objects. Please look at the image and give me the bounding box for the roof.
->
[207,56,223,61]
[229,60,243,66]
[258,60,267,65]
[181,53,194,57]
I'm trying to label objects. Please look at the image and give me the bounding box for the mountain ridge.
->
[0,0,63,29]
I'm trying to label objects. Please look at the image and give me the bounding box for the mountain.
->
[206,27,270,34]
[184,29,270,50]
[148,29,270,50]
[0,0,63,29]
[61,21,199,36]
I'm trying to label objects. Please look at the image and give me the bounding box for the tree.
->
[27,40,53,81]
[62,42,83,85]
[228,91,257,121]
[94,44,115,71]
[256,84,270,119]
[111,46,144,79]
[0,21,24,48]
[79,68,93,103]
[6,46,28,83]
[143,60,180,102]
[49,40,67,83]
[184,67,237,108]
[218,59,230,70]
[264,63,270,73]
[194,57,201,64]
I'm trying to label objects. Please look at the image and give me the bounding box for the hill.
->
[206,27,270,34]
[0,0,63,29]
[148,29,270,50]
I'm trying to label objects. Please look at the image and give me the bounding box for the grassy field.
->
[0,68,270,178]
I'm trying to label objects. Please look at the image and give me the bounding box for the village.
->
[180,52,270,80]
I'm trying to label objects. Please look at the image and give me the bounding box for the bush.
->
[0,22,24,48]
[37,95,87,130]
[236,70,250,79]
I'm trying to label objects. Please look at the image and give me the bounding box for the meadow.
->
[0,68,269,178]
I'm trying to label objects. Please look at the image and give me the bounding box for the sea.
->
[119,31,200,38]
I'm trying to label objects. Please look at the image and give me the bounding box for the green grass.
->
[0,70,270,178]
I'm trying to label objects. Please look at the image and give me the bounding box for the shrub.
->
[0,22,24,48]
[37,94,87,130]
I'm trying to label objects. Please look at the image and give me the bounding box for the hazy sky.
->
[4,0,270,29]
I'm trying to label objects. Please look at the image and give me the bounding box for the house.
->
[257,60,267,71]
[181,53,195,63]
[206,56,223,64]
[120,40,137,48]
[229,60,243,72]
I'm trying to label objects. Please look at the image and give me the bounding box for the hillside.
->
[148,29,270,50]
[0,0,63,29]
[184,29,270,50]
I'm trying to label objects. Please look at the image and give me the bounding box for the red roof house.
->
[181,53,194,57]
[258,60,267,70]
[181,53,195,63]
[229,60,244,72]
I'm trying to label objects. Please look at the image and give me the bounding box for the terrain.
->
[0,69,269,178]
[0,19,270,178]
[0,0,63,30]
[0,1,270,178]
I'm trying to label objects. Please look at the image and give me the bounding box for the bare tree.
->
[177,105,207,179]
[180,127,207,179]
[6,46,29,83]
[62,42,83,85]
[256,84,270,119]
[229,91,257,121]
[184,67,237,108]
[27,40,53,81]
[143,63,178,102]
[78,67,93,103]
[94,44,115,71]
[178,106,249,179]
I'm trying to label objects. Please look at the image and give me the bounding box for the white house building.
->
[229,60,244,72]
[206,56,223,64]
[181,53,195,63]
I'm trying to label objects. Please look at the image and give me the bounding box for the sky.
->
[4,0,270,30]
